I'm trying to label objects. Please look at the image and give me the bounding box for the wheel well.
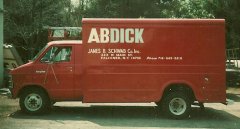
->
[18,85,49,99]
[162,83,196,103]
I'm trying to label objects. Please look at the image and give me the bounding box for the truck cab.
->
[10,40,83,113]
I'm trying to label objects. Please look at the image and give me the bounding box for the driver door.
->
[40,45,75,100]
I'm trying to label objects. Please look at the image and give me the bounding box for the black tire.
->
[162,92,191,119]
[155,100,163,111]
[19,88,50,114]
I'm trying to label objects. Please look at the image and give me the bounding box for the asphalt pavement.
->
[0,87,239,129]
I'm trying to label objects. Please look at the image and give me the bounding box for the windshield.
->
[31,45,48,61]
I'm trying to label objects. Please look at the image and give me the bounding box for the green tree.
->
[208,0,240,49]
[84,0,161,18]
[4,0,70,60]
[84,0,213,18]
[4,0,239,61]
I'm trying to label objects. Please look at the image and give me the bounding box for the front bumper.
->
[0,88,12,98]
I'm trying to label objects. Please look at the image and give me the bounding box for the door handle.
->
[36,70,46,74]
[66,66,73,72]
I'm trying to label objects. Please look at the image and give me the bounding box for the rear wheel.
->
[162,92,191,119]
[20,88,50,114]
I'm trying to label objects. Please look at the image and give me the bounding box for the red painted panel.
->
[81,19,226,103]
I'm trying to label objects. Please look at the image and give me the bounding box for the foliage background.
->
[3,0,240,62]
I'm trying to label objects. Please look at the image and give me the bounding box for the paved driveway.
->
[0,87,239,129]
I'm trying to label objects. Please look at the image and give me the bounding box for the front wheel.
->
[162,92,191,119]
[20,88,50,114]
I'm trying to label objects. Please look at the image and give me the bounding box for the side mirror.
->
[40,58,50,63]
[49,54,56,63]
[40,54,55,63]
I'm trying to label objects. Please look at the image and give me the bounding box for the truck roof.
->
[82,18,225,25]
[47,40,82,45]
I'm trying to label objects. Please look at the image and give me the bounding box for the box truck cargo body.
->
[10,19,226,119]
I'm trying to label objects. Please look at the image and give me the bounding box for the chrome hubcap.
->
[24,93,42,111]
[169,98,187,115]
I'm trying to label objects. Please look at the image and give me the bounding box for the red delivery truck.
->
[9,18,226,119]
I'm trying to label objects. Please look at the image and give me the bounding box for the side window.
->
[40,46,58,63]
[54,47,72,62]
[40,46,72,63]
